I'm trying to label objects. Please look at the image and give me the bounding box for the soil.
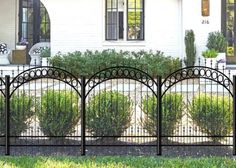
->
[0,138,233,157]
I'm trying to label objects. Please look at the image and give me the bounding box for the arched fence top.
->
[0,78,5,96]
[9,66,81,97]
[85,66,158,97]
[161,66,233,97]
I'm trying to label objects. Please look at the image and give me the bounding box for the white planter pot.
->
[16,45,26,50]
[30,55,41,66]
[204,58,217,68]
[41,58,48,66]
[0,55,10,65]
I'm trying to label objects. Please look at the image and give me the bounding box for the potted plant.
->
[40,47,51,66]
[206,31,227,65]
[16,38,28,50]
[202,49,218,68]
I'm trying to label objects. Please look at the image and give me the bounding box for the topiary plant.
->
[189,94,232,142]
[38,90,80,137]
[206,31,227,53]
[142,93,183,136]
[86,91,132,138]
[0,92,34,136]
[184,30,197,67]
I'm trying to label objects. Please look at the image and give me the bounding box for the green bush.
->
[206,31,227,53]
[142,93,183,136]
[40,47,51,58]
[0,93,34,136]
[86,91,132,138]
[49,50,182,78]
[189,94,232,142]
[184,30,196,67]
[38,90,80,137]
[202,49,218,58]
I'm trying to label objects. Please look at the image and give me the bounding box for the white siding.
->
[0,0,223,60]
[0,0,18,50]
[182,0,222,58]
[42,0,182,57]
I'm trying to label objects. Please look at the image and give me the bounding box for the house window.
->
[19,0,50,47]
[105,0,144,41]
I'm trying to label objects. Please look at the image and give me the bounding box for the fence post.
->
[233,75,236,155]
[157,76,162,155]
[5,75,10,155]
[81,76,86,156]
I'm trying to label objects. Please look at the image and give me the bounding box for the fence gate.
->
[82,66,161,155]
[4,67,81,155]
[161,66,235,156]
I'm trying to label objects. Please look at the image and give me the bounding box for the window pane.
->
[107,25,117,40]
[107,0,117,9]
[127,0,144,40]
[106,0,118,40]
[128,0,135,8]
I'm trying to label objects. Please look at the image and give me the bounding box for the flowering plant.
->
[17,38,28,45]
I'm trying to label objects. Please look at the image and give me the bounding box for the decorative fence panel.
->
[5,67,81,156]
[83,66,161,155]
[161,66,234,156]
[0,65,235,156]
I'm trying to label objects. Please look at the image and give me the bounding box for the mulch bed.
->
[0,138,233,157]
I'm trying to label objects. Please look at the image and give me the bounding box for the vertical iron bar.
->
[81,76,86,156]
[233,75,236,155]
[5,75,10,155]
[157,76,162,155]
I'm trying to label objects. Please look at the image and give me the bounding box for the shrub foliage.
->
[38,90,80,137]
[190,94,233,142]
[86,91,132,138]
[142,93,183,136]
[50,50,182,78]
[206,31,227,53]
[0,93,34,136]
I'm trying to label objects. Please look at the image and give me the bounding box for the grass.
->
[0,156,236,168]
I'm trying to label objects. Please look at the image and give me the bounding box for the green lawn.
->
[0,156,236,168]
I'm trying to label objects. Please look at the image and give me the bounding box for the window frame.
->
[126,0,145,41]
[105,0,145,41]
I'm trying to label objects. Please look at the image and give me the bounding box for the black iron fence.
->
[0,64,235,156]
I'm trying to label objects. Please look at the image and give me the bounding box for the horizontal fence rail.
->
[0,65,235,156]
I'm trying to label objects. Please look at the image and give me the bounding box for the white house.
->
[0,0,234,64]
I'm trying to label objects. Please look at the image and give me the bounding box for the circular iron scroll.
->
[85,66,158,98]
[161,66,233,97]
[10,66,81,97]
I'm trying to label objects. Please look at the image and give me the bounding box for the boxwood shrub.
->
[50,50,182,78]
[0,92,34,136]
[38,90,80,137]
[190,94,232,142]
[142,93,183,136]
[86,91,132,138]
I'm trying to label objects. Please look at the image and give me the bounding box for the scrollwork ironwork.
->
[161,66,233,97]
[0,78,5,96]
[10,66,81,97]
[86,66,158,97]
